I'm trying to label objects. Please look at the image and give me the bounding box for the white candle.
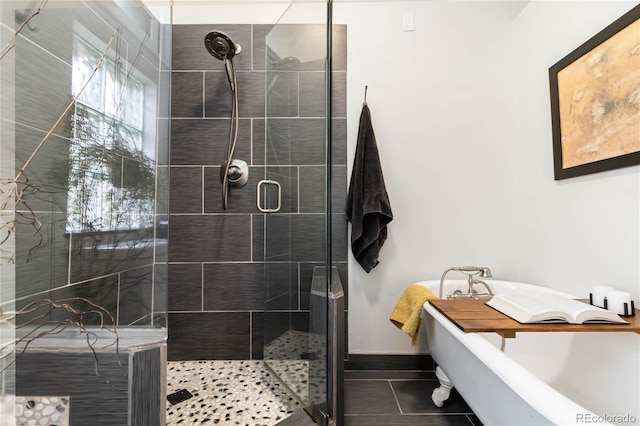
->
[591,285,613,308]
[606,290,632,315]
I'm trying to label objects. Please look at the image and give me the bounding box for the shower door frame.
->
[262,0,342,425]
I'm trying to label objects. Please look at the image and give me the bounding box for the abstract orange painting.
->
[549,4,640,180]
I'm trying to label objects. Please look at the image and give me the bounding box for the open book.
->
[486,293,628,324]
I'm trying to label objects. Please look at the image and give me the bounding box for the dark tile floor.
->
[344,370,482,426]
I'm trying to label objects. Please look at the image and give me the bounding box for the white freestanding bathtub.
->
[420,279,640,426]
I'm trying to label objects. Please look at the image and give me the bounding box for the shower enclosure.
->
[262,1,347,424]
[167,1,347,421]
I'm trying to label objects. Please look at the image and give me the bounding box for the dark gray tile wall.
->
[168,23,348,360]
[168,312,251,360]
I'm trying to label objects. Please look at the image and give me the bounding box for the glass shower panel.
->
[0,0,170,422]
[263,1,331,422]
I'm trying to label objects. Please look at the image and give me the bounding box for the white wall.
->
[171,1,640,355]
[512,4,639,416]
[172,0,323,24]
[336,1,521,353]
[512,1,639,301]
[335,0,639,355]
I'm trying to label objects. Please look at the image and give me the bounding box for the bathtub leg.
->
[432,366,454,408]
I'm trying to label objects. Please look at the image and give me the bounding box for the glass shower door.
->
[262,1,336,423]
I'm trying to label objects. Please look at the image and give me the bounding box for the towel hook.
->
[363,85,368,106]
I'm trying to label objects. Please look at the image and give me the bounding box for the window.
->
[67,33,154,233]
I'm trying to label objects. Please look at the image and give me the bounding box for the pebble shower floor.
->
[166,360,301,425]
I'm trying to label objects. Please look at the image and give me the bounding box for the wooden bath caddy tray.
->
[428,299,640,338]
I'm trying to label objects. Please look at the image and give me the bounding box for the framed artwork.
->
[549,4,640,180]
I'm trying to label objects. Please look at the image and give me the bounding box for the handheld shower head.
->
[204,30,247,210]
[204,31,241,60]
[454,266,491,277]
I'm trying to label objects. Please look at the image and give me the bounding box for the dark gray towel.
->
[346,104,393,273]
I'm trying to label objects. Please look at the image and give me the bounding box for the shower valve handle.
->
[221,159,249,188]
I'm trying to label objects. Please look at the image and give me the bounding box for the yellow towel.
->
[390,285,438,346]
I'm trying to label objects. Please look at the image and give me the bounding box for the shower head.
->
[204,31,241,60]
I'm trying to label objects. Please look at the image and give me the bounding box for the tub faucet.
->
[439,266,494,299]
[469,278,494,298]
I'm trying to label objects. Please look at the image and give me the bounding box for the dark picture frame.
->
[549,4,640,180]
